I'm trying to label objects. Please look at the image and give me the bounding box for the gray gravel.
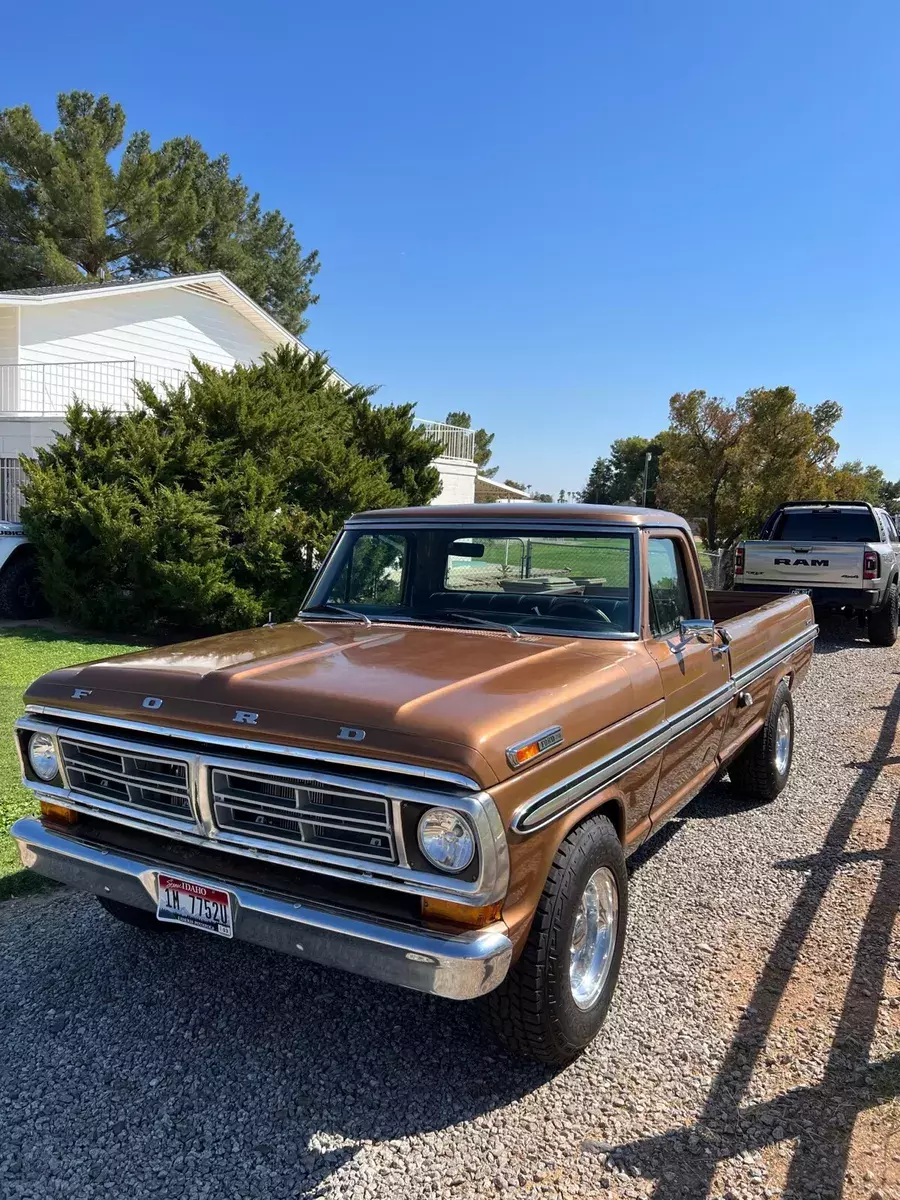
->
[2,617,898,1200]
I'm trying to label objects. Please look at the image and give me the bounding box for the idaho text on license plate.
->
[156,874,234,937]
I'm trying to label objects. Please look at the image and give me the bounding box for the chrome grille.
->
[210,767,395,862]
[59,738,192,821]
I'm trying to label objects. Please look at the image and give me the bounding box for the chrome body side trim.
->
[22,706,482,792]
[12,817,512,1001]
[512,684,735,833]
[512,623,819,834]
[15,716,510,906]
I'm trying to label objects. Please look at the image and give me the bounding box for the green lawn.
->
[0,628,144,900]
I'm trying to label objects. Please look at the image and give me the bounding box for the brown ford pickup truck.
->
[12,504,817,1063]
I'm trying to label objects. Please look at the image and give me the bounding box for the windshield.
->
[773,509,880,543]
[304,527,636,637]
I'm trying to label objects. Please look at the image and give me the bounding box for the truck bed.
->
[709,589,815,683]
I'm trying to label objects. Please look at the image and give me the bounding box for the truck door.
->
[644,532,731,821]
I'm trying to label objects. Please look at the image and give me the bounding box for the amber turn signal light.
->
[39,800,79,825]
[512,742,540,766]
[421,896,502,928]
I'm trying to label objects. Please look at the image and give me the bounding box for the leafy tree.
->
[581,435,665,505]
[21,347,441,634]
[830,460,887,504]
[504,478,528,492]
[655,386,888,549]
[444,410,497,477]
[0,92,319,334]
[879,476,900,510]
[530,491,555,503]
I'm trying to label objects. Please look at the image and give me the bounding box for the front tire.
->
[729,679,794,802]
[97,897,173,931]
[868,584,899,647]
[483,814,627,1064]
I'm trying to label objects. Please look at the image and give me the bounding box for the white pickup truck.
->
[0,523,47,619]
[735,501,900,646]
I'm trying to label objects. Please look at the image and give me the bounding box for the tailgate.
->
[742,540,865,589]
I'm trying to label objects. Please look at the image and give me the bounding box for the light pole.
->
[641,451,652,507]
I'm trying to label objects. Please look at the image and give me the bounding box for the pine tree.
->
[0,92,318,334]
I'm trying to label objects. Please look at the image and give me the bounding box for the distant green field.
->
[475,536,632,587]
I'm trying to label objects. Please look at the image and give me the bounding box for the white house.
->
[0,272,502,518]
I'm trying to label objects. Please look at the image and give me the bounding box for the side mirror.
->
[680,617,717,644]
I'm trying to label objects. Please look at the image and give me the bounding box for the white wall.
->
[17,288,279,371]
[432,459,477,504]
[0,418,64,459]
[0,307,17,365]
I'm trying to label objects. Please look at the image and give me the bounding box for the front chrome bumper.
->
[11,817,512,1001]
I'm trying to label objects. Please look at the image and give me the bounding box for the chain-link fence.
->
[698,547,734,590]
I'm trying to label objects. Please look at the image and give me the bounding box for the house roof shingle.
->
[2,275,198,298]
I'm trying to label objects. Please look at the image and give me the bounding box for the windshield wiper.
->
[438,610,522,640]
[299,602,373,628]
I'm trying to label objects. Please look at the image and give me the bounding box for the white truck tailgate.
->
[742,540,866,589]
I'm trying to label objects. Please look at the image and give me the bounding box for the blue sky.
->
[4,1,900,495]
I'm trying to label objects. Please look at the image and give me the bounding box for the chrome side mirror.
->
[680,617,717,644]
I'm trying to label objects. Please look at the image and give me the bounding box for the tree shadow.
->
[606,676,900,1197]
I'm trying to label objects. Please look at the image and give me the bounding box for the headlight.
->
[28,732,59,782]
[417,808,475,873]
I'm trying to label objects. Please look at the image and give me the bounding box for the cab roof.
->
[349,502,691,530]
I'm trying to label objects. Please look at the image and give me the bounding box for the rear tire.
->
[483,815,627,1064]
[868,584,899,647]
[97,897,173,931]
[0,553,49,619]
[729,680,794,803]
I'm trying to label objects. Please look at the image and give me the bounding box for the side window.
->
[330,534,408,607]
[887,514,900,543]
[648,537,694,638]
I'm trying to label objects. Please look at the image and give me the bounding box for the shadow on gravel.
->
[810,612,878,654]
[628,778,771,878]
[0,892,553,1198]
[609,675,900,1197]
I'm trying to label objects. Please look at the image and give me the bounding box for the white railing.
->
[0,458,25,522]
[415,420,476,462]
[0,360,190,417]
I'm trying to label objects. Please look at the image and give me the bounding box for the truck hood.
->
[25,620,642,786]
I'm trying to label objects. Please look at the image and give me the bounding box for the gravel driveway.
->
[1,620,898,1200]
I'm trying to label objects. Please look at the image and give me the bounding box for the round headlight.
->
[417,808,475,873]
[28,732,59,782]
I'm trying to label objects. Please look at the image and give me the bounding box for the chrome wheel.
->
[569,866,619,1010]
[774,704,792,774]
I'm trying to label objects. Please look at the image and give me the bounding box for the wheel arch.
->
[0,540,37,577]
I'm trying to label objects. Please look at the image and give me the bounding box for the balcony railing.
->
[415,420,476,462]
[0,360,190,417]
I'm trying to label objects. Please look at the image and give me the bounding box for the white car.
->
[0,523,47,619]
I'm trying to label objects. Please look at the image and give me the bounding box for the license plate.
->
[156,873,234,937]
